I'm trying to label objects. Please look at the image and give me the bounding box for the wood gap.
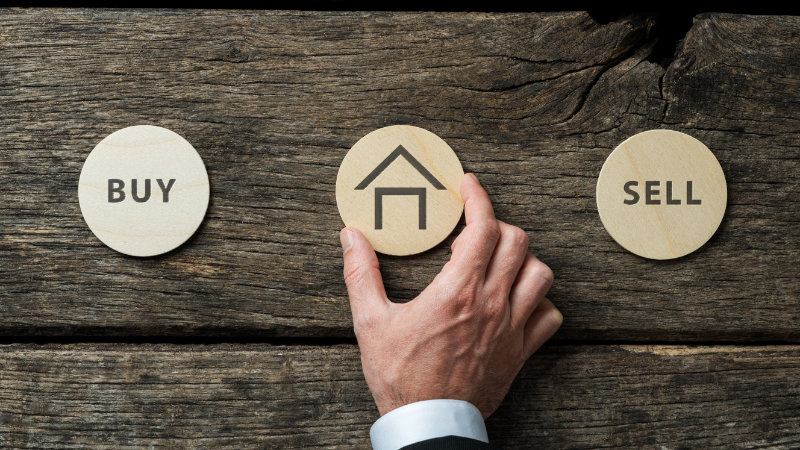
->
[0,336,798,347]
[5,1,796,13]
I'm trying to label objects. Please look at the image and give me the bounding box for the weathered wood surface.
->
[0,344,797,448]
[1,11,798,340]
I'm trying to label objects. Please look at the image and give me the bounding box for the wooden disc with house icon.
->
[336,125,465,256]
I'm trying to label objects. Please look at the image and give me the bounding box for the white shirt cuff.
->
[370,399,488,450]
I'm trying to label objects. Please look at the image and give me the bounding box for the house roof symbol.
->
[354,145,446,230]
[355,145,446,190]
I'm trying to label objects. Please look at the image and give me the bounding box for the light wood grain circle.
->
[78,125,210,257]
[596,129,727,260]
[336,125,464,256]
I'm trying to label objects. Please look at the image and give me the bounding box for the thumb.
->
[340,228,389,326]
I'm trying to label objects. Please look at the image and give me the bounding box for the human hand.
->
[339,173,562,419]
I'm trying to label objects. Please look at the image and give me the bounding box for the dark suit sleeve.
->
[400,436,502,450]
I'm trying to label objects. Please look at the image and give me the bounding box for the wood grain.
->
[1,343,798,448]
[1,11,798,340]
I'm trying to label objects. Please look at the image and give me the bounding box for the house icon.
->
[355,145,447,230]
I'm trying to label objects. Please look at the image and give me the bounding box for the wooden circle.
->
[336,125,465,256]
[78,125,210,257]
[596,129,727,260]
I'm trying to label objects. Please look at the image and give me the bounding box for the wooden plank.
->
[1,343,798,448]
[0,10,798,340]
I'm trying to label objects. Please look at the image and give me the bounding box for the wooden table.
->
[1,9,798,448]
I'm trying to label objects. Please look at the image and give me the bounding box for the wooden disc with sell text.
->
[78,125,210,257]
[596,129,727,260]
[336,125,464,256]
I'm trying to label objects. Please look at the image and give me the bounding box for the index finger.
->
[448,173,500,273]
[462,173,496,225]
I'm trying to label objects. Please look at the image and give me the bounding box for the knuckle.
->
[453,282,479,307]
[510,227,530,248]
[484,297,508,322]
[343,266,360,286]
[343,260,378,288]
[441,283,481,319]
[447,265,482,294]
[476,220,501,243]
[530,260,554,287]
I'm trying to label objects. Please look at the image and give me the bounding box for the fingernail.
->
[340,229,354,254]
[467,173,479,184]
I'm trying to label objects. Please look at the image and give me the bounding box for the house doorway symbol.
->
[355,145,447,230]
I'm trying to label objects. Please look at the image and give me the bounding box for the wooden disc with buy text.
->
[78,125,210,257]
[336,125,465,256]
[596,129,727,260]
